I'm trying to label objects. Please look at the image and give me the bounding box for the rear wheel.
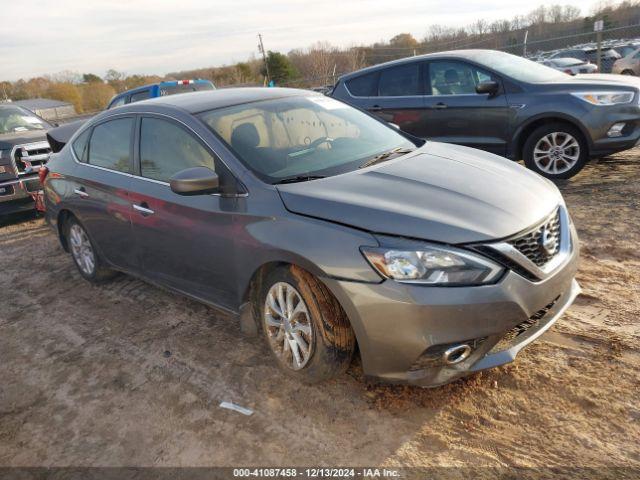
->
[65,216,116,283]
[258,265,355,383]
[523,123,588,179]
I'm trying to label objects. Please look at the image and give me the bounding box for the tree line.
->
[2,1,640,113]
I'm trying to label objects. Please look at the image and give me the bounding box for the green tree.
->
[83,73,103,83]
[262,51,297,85]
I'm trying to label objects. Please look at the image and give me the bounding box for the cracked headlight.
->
[361,244,504,286]
[571,91,634,105]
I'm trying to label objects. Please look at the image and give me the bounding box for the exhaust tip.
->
[442,344,472,365]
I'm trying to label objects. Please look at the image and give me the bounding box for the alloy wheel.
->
[69,224,96,276]
[264,282,313,370]
[533,132,580,175]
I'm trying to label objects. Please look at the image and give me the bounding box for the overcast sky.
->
[1,0,600,81]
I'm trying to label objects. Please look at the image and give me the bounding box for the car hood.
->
[565,73,640,88]
[276,142,562,244]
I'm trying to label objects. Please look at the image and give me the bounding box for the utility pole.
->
[523,30,529,57]
[258,34,270,85]
[594,20,604,72]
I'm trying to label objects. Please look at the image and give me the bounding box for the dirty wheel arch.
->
[257,263,356,383]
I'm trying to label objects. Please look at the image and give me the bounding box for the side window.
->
[429,61,494,95]
[140,117,215,183]
[346,72,378,97]
[72,128,91,162]
[130,89,151,103]
[87,118,133,173]
[109,96,126,109]
[378,64,420,96]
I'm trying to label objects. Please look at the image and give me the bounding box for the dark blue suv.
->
[107,80,215,109]
[331,49,640,179]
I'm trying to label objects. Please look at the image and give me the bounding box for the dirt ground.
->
[1,149,639,476]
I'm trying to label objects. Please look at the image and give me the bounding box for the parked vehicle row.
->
[43,88,581,387]
[331,50,640,179]
[539,57,598,75]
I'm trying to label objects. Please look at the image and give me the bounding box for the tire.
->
[523,123,589,180]
[64,216,116,283]
[622,70,636,76]
[258,265,355,383]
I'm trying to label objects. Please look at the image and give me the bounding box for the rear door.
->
[421,60,510,156]
[350,63,428,138]
[68,116,136,270]
[128,115,238,309]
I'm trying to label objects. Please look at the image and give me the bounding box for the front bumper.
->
[0,174,41,214]
[322,237,579,387]
[583,103,640,157]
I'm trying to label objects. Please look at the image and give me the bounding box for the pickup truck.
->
[0,105,52,216]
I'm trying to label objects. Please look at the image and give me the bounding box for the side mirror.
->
[170,166,219,195]
[476,81,499,96]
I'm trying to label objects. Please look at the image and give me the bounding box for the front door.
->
[128,115,237,309]
[422,60,510,156]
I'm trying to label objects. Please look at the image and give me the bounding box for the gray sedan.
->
[42,88,580,387]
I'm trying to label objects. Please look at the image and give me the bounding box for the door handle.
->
[370,105,383,112]
[73,187,89,198]
[432,102,448,110]
[133,203,155,216]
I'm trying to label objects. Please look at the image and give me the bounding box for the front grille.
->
[490,297,559,353]
[508,209,561,267]
[13,142,51,176]
[473,246,538,282]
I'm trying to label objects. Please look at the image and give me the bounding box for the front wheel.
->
[523,123,588,179]
[258,265,355,383]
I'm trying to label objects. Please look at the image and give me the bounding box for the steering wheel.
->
[308,136,334,150]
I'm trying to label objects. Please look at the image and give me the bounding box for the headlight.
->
[361,244,504,286]
[570,91,634,105]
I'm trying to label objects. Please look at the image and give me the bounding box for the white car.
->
[540,57,598,75]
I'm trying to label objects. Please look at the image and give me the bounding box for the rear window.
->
[379,63,420,96]
[72,129,91,162]
[87,118,133,173]
[346,73,378,97]
[159,82,214,96]
[130,90,151,103]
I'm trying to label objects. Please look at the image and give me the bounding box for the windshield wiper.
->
[358,147,415,169]
[274,175,326,185]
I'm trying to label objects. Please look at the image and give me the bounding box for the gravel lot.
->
[1,150,639,475]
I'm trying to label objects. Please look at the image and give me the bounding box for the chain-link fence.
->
[280,22,640,89]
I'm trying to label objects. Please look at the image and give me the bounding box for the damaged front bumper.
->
[322,239,580,387]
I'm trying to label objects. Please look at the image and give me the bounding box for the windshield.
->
[0,106,48,134]
[472,51,568,83]
[198,95,416,183]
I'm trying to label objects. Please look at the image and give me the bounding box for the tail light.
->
[38,166,49,184]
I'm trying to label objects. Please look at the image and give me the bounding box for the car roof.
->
[338,49,511,80]
[121,87,317,113]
